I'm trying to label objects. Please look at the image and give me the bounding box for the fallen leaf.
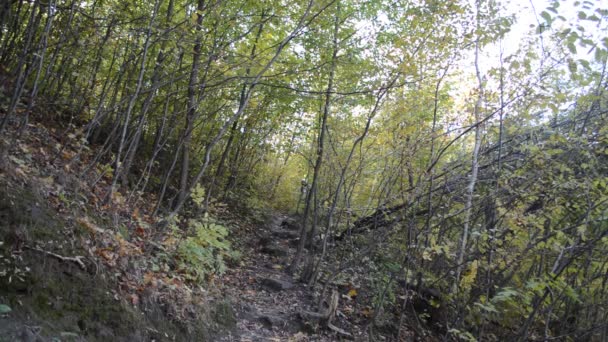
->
[361,306,372,317]
[135,226,146,237]
[143,272,155,285]
[9,156,26,165]
[39,175,55,187]
[14,168,27,178]
[61,150,75,160]
[130,294,139,306]
[289,332,307,341]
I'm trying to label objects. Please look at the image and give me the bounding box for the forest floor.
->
[217,214,371,341]
[218,214,321,341]
[216,211,425,341]
[0,117,415,341]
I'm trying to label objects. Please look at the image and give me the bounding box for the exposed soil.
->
[218,215,324,341]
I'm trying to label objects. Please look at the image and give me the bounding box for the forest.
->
[0,0,607,340]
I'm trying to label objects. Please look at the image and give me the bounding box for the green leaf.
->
[0,304,11,314]
[568,59,578,73]
[594,48,607,62]
[474,301,498,313]
[540,11,552,24]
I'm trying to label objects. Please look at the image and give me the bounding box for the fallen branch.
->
[24,245,87,270]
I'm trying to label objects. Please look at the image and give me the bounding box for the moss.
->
[0,181,58,242]
[213,299,236,329]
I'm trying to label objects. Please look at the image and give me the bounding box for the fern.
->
[176,217,233,284]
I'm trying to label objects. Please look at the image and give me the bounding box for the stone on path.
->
[258,314,287,329]
[271,229,299,240]
[260,277,294,291]
[281,218,300,231]
[261,245,289,257]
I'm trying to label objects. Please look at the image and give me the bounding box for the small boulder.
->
[258,314,286,329]
[258,235,272,246]
[272,229,299,240]
[261,245,289,257]
[281,218,300,231]
[260,277,294,291]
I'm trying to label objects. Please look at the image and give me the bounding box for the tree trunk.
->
[168,0,317,218]
[454,0,484,292]
[288,0,339,275]
[177,0,206,208]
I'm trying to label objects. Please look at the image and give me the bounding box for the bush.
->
[176,217,233,283]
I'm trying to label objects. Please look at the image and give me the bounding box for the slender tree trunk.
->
[206,11,266,208]
[0,0,26,64]
[168,0,317,218]
[106,0,159,202]
[177,0,206,207]
[288,0,339,274]
[204,10,266,210]
[270,118,299,198]
[120,0,175,189]
[20,0,55,135]
[306,73,398,284]
[454,0,484,292]
[0,1,40,135]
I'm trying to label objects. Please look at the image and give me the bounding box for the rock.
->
[258,314,286,329]
[271,229,299,239]
[261,245,288,257]
[258,235,272,246]
[288,238,314,250]
[281,218,300,231]
[260,277,294,291]
[18,326,44,342]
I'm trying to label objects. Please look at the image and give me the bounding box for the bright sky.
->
[478,0,549,70]
[449,0,608,129]
[484,0,607,65]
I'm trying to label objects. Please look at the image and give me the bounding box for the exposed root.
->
[24,245,87,270]
[299,289,353,338]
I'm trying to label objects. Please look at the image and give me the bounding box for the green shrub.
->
[176,217,232,283]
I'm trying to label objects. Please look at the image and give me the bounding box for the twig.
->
[24,245,87,270]
[328,322,353,339]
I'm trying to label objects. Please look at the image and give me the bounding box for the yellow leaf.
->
[460,260,479,291]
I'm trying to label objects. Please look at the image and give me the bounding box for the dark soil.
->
[217,215,368,342]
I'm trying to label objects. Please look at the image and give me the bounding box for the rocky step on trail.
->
[218,215,346,342]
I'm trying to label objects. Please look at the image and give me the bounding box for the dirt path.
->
[218,215,332,342]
